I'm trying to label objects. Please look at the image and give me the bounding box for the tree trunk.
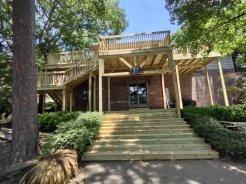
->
[11,0,38,162]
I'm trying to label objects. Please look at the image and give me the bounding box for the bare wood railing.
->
[100,31,171,51]
[65,53,98,83]
[46,50,95,65]
[37,51,98,88]
[37,71,66,88]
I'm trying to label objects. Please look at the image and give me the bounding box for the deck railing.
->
[37,51,98,88]
[46,50,95,65]
[99,31,171,51]
[37,71,66,88]
[65,53,98,83]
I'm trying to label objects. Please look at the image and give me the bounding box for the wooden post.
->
[217,60,229,106]
[93,76,96,111]
[62,88,66,111]
[167,50,181,117]
[88,73,92,112]
[99,59,104,113]
[69,89,73,112]
[175,64,183,109]
[107,77,111,111]
[161,72,167,109]
[204,66,214,105]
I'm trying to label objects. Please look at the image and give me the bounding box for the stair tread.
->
[86,150,218,156]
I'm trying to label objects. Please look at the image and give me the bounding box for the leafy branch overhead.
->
[165,0,246,55]
[0,0,127,56]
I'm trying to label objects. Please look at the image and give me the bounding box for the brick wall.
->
[73,69,234,111]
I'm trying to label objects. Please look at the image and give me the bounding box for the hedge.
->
[38,111,81,132]
[181,105,246,122]
[184,116,246,159]
[43,112,102,156]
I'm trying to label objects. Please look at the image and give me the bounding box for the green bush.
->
[182,105,246,122]
[186,116,246,159]
[43,112,102,156]
[38,111,81,132]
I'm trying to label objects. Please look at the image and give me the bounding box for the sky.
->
[119,0,179,34]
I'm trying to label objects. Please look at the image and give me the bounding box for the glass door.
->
[129,82,147,107]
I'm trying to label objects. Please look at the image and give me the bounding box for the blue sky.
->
[119,0,178,34]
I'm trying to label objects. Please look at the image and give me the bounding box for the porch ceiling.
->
[103,51,219,75]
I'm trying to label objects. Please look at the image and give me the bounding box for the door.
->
[129,82,148,107]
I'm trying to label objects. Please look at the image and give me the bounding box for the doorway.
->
[129,82,148,108]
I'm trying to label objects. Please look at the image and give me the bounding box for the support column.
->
[204,66,214,105]
[93,76,96,111]
[167,50,181,117]
[107,77,111,111]
[38,93,46,113]
[99,59,104,113]
[217,60,229,106]
[88,73,92,112]
[175,64,183,109]
[69,89,73,112]
[62,88,67,111]
[161,72,167,109]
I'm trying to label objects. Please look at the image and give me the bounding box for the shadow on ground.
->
[72,159,246,184]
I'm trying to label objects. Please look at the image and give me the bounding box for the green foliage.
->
[38,111,81,132]
[186,116,246,159]
[165,0,246,56]
[43,112,102,156]
[225,72,246,104]
[181,105,246,122]
[0,53,11,113]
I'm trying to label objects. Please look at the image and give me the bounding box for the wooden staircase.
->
[83,109,219,161]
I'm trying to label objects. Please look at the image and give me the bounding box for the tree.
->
[11,0,38,162]
[164,0,246,70]
[0,0,127,113]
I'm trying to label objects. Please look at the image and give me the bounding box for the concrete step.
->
[99,128,193,135]
[83,150,219,161]
[97,132,197,139]
[100,124,190,130]
[95,137,205,145]
[91,144,211,152]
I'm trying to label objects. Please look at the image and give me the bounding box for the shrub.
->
[182,104,246,122]
[186,116,246,159]
[43,112,102,156]
[38,111,81,132]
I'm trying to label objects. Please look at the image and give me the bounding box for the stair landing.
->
[83,109,219,161]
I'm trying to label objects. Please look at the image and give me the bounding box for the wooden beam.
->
[119,58,133,69]
[217,60,229,106]
[175,64,183,109]
[134,56,137,66]
[99,59,104,112]
[93,76,96,111]
[62,88,66,111]
[167,50,181,117]
[102,69,163,77]
[69,89,73,112]
[107,77,111,111]
[204,66,214,105]
[139,59,147,68]
[88,73,92,112]
[161,72,167,109]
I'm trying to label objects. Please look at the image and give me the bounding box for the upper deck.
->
[44,31,171,68]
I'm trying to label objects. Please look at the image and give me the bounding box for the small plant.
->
[186,116,246,159]
[38,111,81,132]
[43,112,102,156]
[182,105,246,122]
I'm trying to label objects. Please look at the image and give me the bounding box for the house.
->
[37,30,232,160]
[37,30,233,116]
